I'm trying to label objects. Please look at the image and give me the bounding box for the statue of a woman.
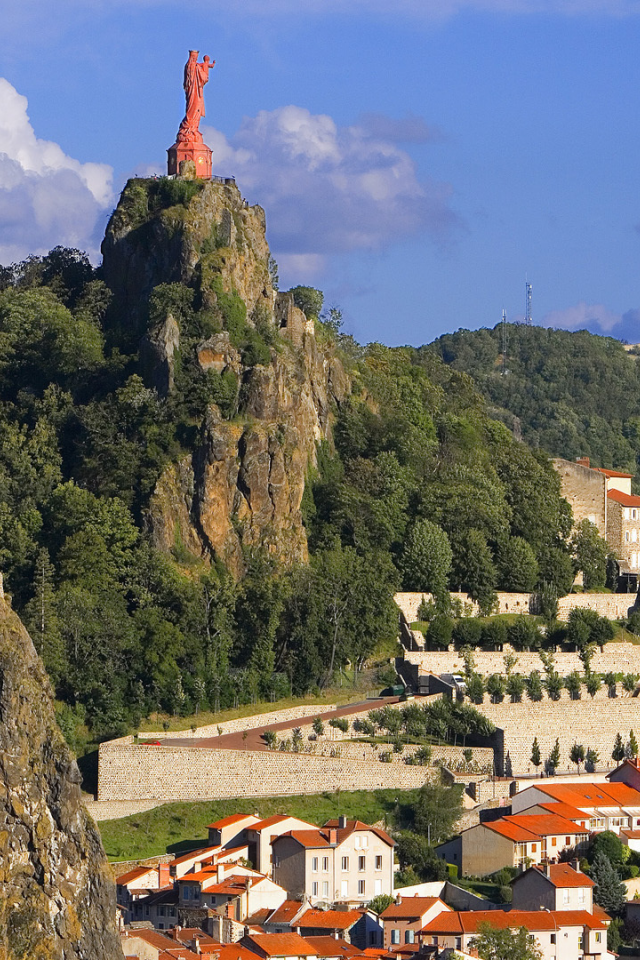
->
[177,50,215,142]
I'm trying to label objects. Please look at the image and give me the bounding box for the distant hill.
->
[426,324,640,477]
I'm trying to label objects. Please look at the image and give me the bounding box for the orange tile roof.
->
[515,864,595,888]
[208,813,256,829]
[297,909,362,930]
[304,938,359,958]
[482,820,540,843]
[277,830,331,849]
[532,781,640,807]
[268,901,305,924]
[172,845,220,866]
[596,467,634,478]
[251,815,297,831]
[323,820,394,847]
[115,865,156,885]
[210,945,259,960]
[126,929,179,949]
[159,950,200,960]
[536,801,591,822]
[504,813,587,837]
[607,490,640,507]
[243,933,318,957]
[422,908,607,935]
[381,898,446,920]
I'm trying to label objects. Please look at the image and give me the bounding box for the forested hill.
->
[427,324,640,476]
[0,178,576,747]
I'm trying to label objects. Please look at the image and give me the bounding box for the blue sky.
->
[1,0,640,346]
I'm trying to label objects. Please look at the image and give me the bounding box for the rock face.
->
[0,595,123,960]
[103,178,348,576]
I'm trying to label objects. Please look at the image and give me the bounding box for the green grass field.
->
[98,788,420,863]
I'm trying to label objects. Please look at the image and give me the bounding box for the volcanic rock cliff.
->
[102,177,348,575]
[0,588,123,960]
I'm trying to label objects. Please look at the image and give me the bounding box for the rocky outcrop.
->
[0,595,123,960]
[103,176,349,576]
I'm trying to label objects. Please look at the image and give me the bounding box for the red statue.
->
[167,50,215,179]
[178,51,216,143]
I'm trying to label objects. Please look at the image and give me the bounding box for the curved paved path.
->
[160,696,403,752]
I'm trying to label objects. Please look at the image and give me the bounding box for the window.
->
[375,879,382,895]
[565,836,571,844]
[455,938,462,951]
[578,935,583,951]
[361,835,368,848]
[626,531,631,543]
[323,881,329,898]
[405,931,415,944]
[391,930,400,945]
[375,855,383,870]
[596,932,602,943]
[588,514,596,524]
[578,888,585,903]
[531,844,537,852]
[369,933,379,946]
[183,888,190,900]
[626,508,631,520]
[550,934,556,945]
[341,880,348,897]
[358,879,366,896]
[633,509,638,520]
[634,528,638,543]
[312,882,319,897]
[359,856,366,872]
[563,889,569,904]
[342,856,349,871]
[322,857,329,872]
[312,857,319,873]
[354,836,360,849]
[274,856,280,867]
[551,837,557,847]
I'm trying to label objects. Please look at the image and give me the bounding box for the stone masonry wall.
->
[97,743,435,801]
[403,641,640,679]
[476,696,640,776]
[552,458,607,537]
[395,591,636,627]
[139,704,337,740]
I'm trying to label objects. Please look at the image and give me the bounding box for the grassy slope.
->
[98,788,420,863]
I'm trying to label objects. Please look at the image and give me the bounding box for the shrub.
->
[427,614,454,649]
[329,716,349,733]
[526,670,543,701]
[466,673,485,704]
[486,673,506,703]
[481,619,508,650]
[507,616,542,650]
[452,618,483,648]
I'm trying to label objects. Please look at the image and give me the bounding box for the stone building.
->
[553,456,640,583]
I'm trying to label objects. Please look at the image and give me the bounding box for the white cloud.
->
[543,301,621,332]
[203,105,458,272]
[0,78,113,264]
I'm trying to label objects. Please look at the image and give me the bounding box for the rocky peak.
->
[101,175,349,576]
[0,596,123,960]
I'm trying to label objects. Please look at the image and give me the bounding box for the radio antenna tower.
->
[501,308,508,375]
[525,279,533,326]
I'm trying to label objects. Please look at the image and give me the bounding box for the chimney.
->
[158,862,171,887]
[194,937,201,956]
[544,863,551,878]
[576,456,590,468]
[572,859,581,873]
[329,829,338,845]
[395,894,402,906]
[338,815,347,830]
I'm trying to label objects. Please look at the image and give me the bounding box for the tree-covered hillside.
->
[0,201,577,746]
[428,324,640,475]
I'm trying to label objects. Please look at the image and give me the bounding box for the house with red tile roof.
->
[511,862,595,913]
[121,929,200,960]
[244,816,319,875]
[239,933,319,960]
[419,907,610,960]
[272,818,394,906]
[459,813,589,877]
[379,896,452,951]
[512,781,640,835]
[178,866,287,923]
[116,862,173,921]
[208,814,261,849]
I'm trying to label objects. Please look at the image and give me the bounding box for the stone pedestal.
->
[167,138,212,178]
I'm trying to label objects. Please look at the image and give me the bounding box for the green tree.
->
[629,729,639,757]
[290,286,324,318]
[466,673,485,704]
[486,673,506,703]
[506,673,525,703]
[613,733,626,762]
[590,831,624,865]
[469,923,543,960]
[591,851,626,915]
[548,738,561,773]
[530,737,541,771]
[497,536,538,592]
[565,671,582,700]
[571,519,608,590]
[367,894,394,916]
[412,782,464,844]
[461,529,497,615]
[400,519,452,596]
[526,670,543,701]
[23,547,64,682]
[585,747,599,773]
[569,742,585,774]
[312,717,325,737]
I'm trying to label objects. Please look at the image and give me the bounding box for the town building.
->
[271,818,394,906]
[457,813,589,877]
[379,896,451,950]
[511,862,595,913]
[511,781,640,835]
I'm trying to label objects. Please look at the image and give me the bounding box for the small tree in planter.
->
[312,716,325,738]
[531,737,542,773]
[570,742,585,775]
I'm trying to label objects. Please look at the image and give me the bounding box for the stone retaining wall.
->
[395,591,637,626]
[404,642,640,679]
[476,697,640,776]
[97,743,435,801]
[139,704,338,740]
